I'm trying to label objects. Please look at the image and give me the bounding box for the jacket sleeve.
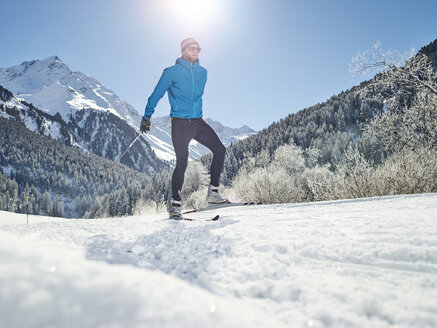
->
[144,68,172,117]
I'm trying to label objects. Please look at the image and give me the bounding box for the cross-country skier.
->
[140,38,227,218]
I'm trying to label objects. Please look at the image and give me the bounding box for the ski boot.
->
[206,184,228,204]
[168,198,182,219]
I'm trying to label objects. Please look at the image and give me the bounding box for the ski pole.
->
[100,132,143,180]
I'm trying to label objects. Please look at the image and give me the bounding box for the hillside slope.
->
[214,39,437,184]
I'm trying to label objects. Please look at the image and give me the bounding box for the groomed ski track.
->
[1,193,437,328]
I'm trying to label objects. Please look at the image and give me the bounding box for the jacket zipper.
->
[190,63,195,117]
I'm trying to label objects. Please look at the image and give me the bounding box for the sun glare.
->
[161,0,222,29]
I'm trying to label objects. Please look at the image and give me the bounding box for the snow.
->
[0,112,10,119]
[0,230,277,328]
[143,133,176,162]
[66,89,109,112]
[26,80,75,117]
[0,211,63,225]
[4,97,26,110]
[150,147,176,162]
[22,113,38,132]
[233,134,252,141]
[1,193,436,327]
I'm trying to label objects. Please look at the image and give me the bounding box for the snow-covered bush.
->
[131,198,167,216]
[232,138,437,204]
[304,165,339,201]
[182,187,208,210]
[181,161,209,198]
[172,161,211,209]
[233,166,298,203]
[306,147,437,201]
[232,143,308,203]
[334,146,375,199]
[271,144,305,175]
[371,148,437,195]
[182,184,235,210]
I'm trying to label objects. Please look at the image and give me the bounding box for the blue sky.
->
[0,0,436,130]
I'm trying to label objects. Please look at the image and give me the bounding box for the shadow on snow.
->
[85,218,238,291]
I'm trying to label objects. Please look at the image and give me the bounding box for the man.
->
[140,38,227,218]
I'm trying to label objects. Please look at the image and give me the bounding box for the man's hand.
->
[140,116,151,133]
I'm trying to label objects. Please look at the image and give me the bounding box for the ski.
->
[164,215,220,222]
[181,201,262,215]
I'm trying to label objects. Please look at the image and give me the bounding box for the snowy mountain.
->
[0,56,255,162]
[145,115,255,161]
[1,193,436,327]
[0,58,165,174]
[0,85,75,145]
[0,56,139,126]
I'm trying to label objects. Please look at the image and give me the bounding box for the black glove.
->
[140,116,151,133]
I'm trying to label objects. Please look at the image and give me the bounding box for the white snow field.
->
[1,193,437,328]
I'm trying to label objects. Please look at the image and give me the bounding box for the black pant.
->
[171,118,226,200]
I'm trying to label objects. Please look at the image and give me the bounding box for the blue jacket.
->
[144,57,207,119]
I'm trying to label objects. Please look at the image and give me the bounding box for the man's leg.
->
[171,119,192,200]
[193,119,226,187]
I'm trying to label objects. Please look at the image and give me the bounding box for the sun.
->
[162,0,222,29]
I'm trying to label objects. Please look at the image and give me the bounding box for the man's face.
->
[183,45,201,63]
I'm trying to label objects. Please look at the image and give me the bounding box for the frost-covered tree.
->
[271,144,305,175]
[350,41,437,100]
[351,42,437,154]
[365,91,437,154]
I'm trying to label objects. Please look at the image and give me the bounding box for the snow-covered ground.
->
[1,193,437,328]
